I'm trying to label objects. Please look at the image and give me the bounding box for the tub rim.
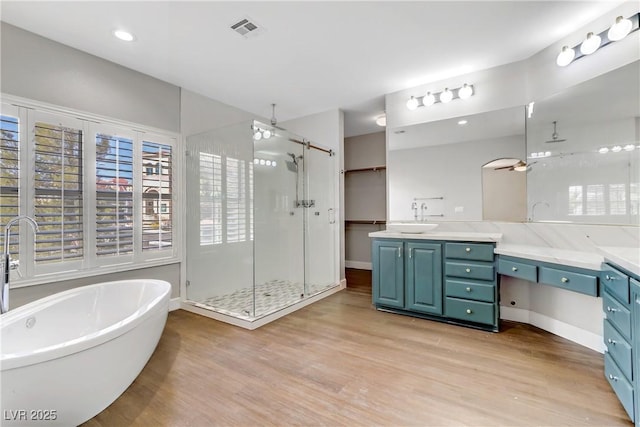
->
[0,279,170,371]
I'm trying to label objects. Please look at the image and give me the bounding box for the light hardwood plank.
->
[83,290,632,426]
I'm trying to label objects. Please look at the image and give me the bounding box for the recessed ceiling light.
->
[458,120,468,125]
[113,30,135,42]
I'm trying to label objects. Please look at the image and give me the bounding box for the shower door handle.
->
[328,208,336,224]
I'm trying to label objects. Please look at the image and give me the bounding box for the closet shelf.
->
[344,165,386,173]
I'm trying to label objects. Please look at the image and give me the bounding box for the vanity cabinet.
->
[372,239,443,315]
[601,263,638,424]
[372,238,498,331]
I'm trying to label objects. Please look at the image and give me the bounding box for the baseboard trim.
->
[501,306,604,353]
[346,261,372,270]
[169,297,181,312]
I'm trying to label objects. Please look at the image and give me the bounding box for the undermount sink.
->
[387,223,439,234]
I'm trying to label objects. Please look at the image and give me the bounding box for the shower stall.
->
[183,120,339,326]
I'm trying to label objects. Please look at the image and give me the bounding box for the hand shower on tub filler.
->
[1,216,39,314]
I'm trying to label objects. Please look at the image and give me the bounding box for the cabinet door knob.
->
[512,267,518,271]
[561,277,569,283]
[465,268,471,273]
[606,306,618,313]
[465,287,472,292]
[465,247,471,252]
[607,338,616,345]
[609,374,618,382]
[466,309,473,314]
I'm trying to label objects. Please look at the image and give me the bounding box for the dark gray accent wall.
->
[1,23,180,132]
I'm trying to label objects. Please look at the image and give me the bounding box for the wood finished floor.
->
[84,290,631,427]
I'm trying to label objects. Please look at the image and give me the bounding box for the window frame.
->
[1,95,181,288]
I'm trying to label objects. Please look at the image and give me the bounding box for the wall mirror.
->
[526,60,640,225]
[387,106,526,221]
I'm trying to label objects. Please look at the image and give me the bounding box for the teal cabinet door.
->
[632,278,640,426]
[372,240,404,308]
[406,242,443,315]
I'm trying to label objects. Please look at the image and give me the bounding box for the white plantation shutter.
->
[142,141,173,251]
[33,120,84,264]
[199,153,222,245]
[0,111,20,260]
[96,133,134,257]
[226,157,246,243]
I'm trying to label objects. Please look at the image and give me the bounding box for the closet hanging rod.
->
[413,197,444,201]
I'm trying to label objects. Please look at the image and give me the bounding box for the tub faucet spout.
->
[1,216,39,314]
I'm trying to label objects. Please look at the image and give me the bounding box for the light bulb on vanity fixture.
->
[406,96,419,110]
[608,15,632,41]
[423,92,436,106]
[580,32,601,55]
[375,114,387,127]
[556,46,575,67]
[439,88,453,103]
[458,84,473,99]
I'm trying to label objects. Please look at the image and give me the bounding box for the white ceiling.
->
[0,1,623,137]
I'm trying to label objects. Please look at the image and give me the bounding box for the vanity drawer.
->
[538,266,598,296]
[601,265,630,305]
[603,291,632,341]
[445,297,495,325]
[497,258,537,282]
[445,261,495,281]
[604,319,633,381]
[605,353,635,422]
[445,242,494,262]
[445,279,495,303]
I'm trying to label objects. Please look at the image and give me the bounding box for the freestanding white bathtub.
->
[0,279,171,426]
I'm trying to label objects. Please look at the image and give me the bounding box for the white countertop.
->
[495,244,604,270]
[368,230,502,242]
[598,246,640,277]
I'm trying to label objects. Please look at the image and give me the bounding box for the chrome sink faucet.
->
[411,201,418,221]
[1,216,38,314]
[420,203,427,222]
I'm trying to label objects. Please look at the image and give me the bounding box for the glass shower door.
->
[304,144,337,295]
[252,121,305,317]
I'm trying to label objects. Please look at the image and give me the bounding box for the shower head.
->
[286,152,298,172]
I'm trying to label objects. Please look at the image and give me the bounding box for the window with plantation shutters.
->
[226,157,246,243]
[33,121,84,264]
[96,133,134,257]
[142,141,172,251]
[0,113,20,260]
[199,153,222,245]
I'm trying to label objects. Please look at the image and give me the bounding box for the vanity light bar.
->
[406,84,474,110]
[556,12,639,67]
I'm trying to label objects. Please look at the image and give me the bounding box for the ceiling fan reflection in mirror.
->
[545,121,567,143]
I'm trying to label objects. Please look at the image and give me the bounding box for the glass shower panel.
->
[304,145,337,295]
[185,121,255,318]
[252,121,305,317]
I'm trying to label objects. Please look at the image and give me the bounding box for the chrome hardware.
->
[328,208,335,224]
[465,247,471,253]
[398,247,402,258]
[465,287,471,292]
[466,309,472,314]
[465,268,471,273]
[1,216,39,314]
[606,306,618,313]
[409,248,413,259]
[609,374,619,381]
[561,277,569,283]
[512,267,518,272]
[607,339,616,345]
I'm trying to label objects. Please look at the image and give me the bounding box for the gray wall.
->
[2,22,183,304]
[1,23,180,132]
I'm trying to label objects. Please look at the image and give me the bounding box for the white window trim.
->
[1,93,182,288]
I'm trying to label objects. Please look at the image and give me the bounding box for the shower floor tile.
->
[196,280,335,320]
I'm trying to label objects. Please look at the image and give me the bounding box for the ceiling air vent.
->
[230,17,264,38]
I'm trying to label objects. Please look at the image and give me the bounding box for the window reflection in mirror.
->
[526,60,640,225]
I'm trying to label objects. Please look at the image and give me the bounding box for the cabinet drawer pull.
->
[606,306,618,313]
[466,309,473,314]
[465,287,472,292]
[609,374,619,382]
[398,247,401,258]
[561,277,569,283]
[512,267,518,271]
[465,268,471,273]
[607,338,616,345]
[409,248,413,259]
[465,247,471,252]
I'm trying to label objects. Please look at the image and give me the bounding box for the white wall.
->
[388,135,525,221]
